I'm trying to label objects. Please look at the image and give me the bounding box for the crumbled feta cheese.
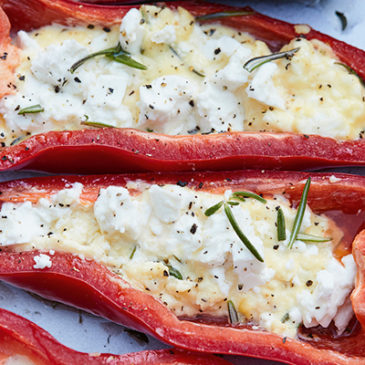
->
[196,83,244,133]
[297,254,356,329]
[151,25,176,44]
[138,75,197,134]
[119,8,145,54]
[94,186,149,239]
[33,254,52,269]
[246,62,285,109]
[51,183,83,205]
[329,175,341,183]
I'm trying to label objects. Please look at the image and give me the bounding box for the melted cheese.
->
[0,5,364,144]
[0,183,355,338]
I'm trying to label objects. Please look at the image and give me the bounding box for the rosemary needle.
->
[244,48,300,73]
[296,233,331,243]
[204,201,223,216]
[129,246,136,260]
[288,178,311,249]
[167,264,183,280]
[224,203,264,262]
[196,11,254,22]
[277,207,286,241]
[70,43,146,73]
[18,104,44,115]
[81,121,115,128]
[227,300,239,324]
[231,191,266,204]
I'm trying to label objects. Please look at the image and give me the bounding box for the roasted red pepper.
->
[0,170,364,364]
[0,0,364,173]
[0,307,229,365]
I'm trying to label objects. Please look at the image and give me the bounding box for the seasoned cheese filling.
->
[0,5,364,145]
[0,182,356,339]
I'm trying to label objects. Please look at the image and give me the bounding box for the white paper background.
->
[0,1,364,363]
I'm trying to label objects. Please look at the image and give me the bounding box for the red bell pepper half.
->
[0,0,364,173]
[0,170,364,364]
[0,307,230,365]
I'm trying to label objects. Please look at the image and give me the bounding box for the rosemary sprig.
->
[129,246,136,259]
[288,178,311,249]
[277,207,286,241]
[70,43,147,73]
[244,48,300,73]
[18,104,44,115]
[227,300,239,324]
[204,201,223,216]
[81,121,115,128]
[335,11,347,31]
[224,202,264,262]
[296,233,331,243]
[334,62,365,87]
[167,264,183,280]
[196,10,254,22]
[231,191,267,204]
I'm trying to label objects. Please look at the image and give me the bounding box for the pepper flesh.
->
[0,170,364,364]
[0,308,228,365]
[0,0,364,172]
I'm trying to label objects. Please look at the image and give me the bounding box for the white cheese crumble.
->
[329,175,341,183]
[0,5,363,144]
[0,183,356,339]
[33,254,52,269]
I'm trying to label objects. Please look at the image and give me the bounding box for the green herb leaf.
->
[288,178,311,249]
[196,10,254,22]
[81,121,115,128]
[244,48,300,73]
[296,233,331,243]
[70,43,147,73]
[224,203,264,262]
[335,11,347,31]
[227,300,239,324]
[335,62,365,87]
[70,45,117,73]
[231,191,267,204]
[107,52,147,70]
[277,207,286,241]
[129,245,136,260]
[281,312,290,323]
[167,264,183,280]
[227,201,239,206]
[204,201,223,216]
[18,104,44,115]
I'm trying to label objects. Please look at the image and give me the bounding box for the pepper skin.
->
[0,170,364,364]
[0,308,229,365]
[0,0,364,173]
